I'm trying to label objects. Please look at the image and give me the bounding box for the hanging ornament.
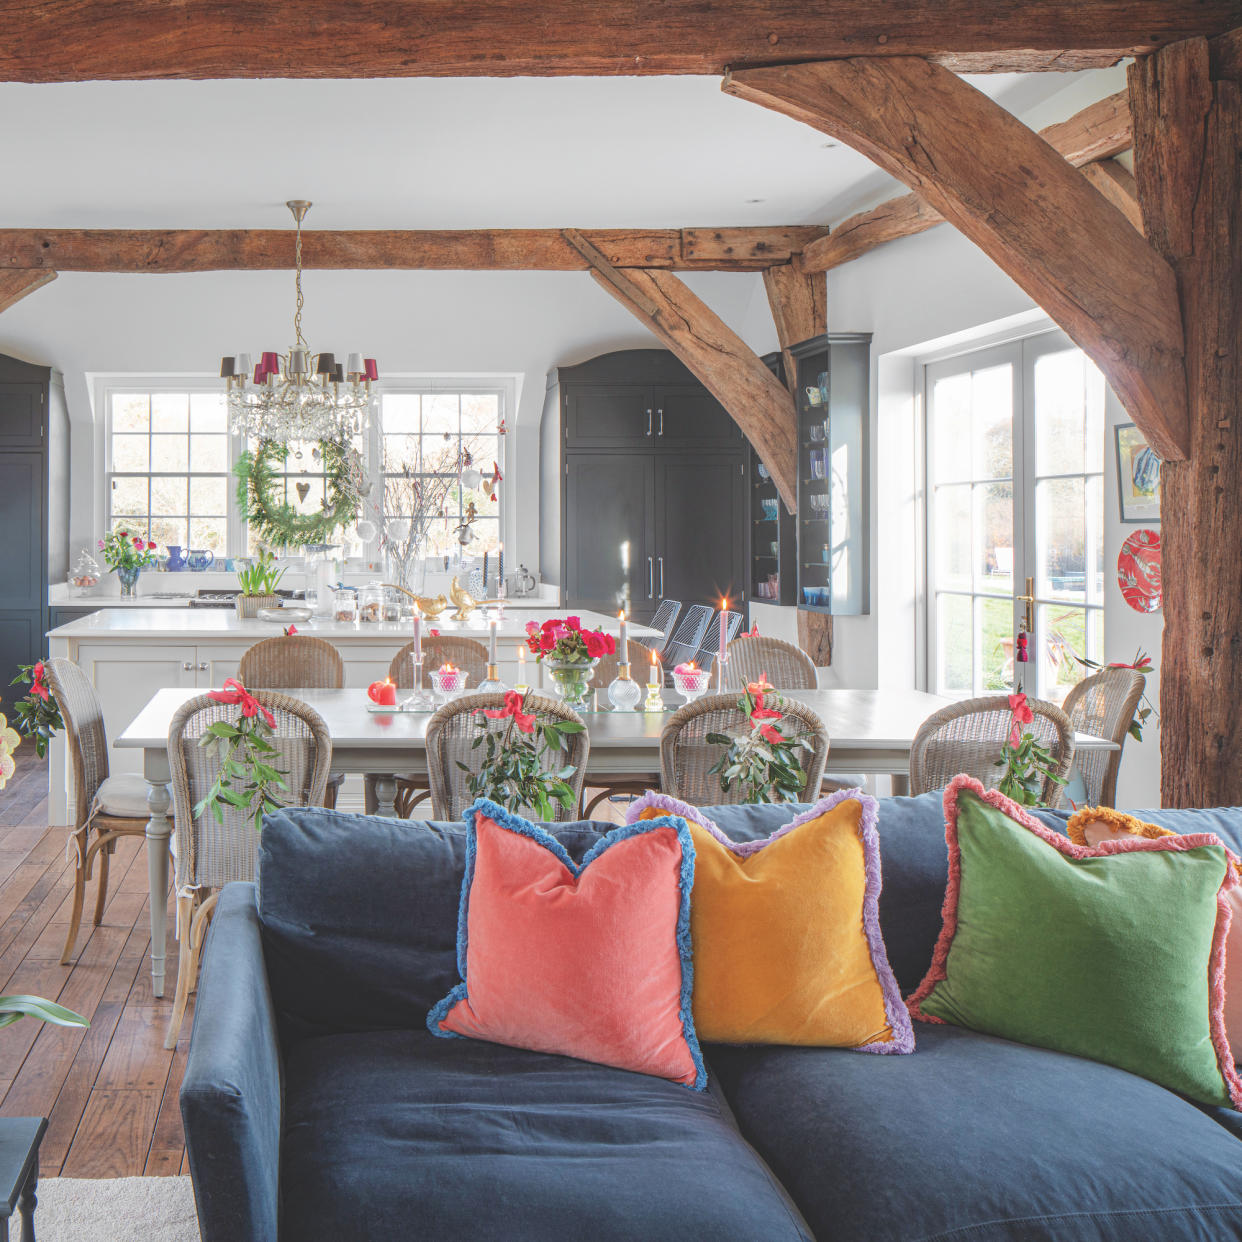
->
[1015,632,1029,664]
[498,415,507,435]
[461,467,483,490]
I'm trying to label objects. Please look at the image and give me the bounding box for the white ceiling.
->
[1,70,1104,230]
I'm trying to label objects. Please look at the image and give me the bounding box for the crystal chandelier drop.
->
[219,200,378,443]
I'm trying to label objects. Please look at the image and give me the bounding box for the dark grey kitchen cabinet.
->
[543,350,748,624]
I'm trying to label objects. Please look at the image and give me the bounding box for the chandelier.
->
[219,200,378,443]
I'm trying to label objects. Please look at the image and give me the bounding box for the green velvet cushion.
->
[909,779,1241,1109]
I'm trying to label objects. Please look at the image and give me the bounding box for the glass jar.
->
[382,587,402,623]
[69,550,102,597]
[333,587,358,624]
[358,582,384,624]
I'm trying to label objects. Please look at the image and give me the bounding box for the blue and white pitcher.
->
[165,545,187,572]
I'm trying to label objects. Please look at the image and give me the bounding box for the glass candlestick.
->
[430,665,469,705]
[607,664,643,712]
[673,664,712,704]
[401,654,433,710]
[716,656,730,693]
[478,663,506,694]
[644,679,666,713]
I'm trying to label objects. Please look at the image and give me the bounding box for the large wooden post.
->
[1129,35,1242,806]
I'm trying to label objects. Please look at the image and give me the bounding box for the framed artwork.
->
[1115,422,1161,524]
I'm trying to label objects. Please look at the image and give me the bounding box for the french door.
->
[926,329,1105,703]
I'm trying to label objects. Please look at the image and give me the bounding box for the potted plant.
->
[98,527,158,597]
[523,616,615,708]
[234,549,286,618]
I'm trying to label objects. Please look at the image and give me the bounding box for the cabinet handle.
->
[646,409,653,436]
[181,661,192,672]
[198,661,209,672]
[658,557,664,598]
[647,557,654,600]
[657,408,664,437]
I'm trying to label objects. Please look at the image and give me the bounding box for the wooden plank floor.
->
[0,748,188,1176]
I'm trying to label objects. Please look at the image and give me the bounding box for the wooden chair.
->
[659,691,828,805]
[725,634,817,691]
[1062,668,1146,806]
[46,658,150,965]
[164,690,331,1048]
[364,636,491,816]
[425,692,589,822]
[239,634,345,808]
[908,694,1075,807]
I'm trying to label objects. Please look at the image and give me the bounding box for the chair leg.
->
[92,842,111,926]
[59,841,88,966]
[186,892,219,998]
[164,892,197,1049]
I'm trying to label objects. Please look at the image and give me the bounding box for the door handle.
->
[647,557,654,600]
[657,408,664,437]
[646,409,653,436]
[657,557,664,598]
[1017,576,1036,634]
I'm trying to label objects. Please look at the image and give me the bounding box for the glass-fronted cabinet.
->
[792,333,871,616]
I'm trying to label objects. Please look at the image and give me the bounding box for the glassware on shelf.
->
[761,498,779,520]
[333,587,358,623]
[672,662,711,704]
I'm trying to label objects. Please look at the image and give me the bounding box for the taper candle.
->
[412,601,422,665]
[618,609,628,655]
[488,614,498,663]
[718,597,728,667]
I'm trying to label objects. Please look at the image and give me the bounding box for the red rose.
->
[132,536,143,547]
[539,631,557,653]
[147,541,157,550]
[525,621,539,636]
[564,616,581,631]
[32,661,44,682]
[117,530,127,539]
[583,631,606,658]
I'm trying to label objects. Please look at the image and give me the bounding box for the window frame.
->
[96,374,513,562]
[923,328,1105,702]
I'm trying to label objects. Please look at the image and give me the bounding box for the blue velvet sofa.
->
[180,794,1242,1241]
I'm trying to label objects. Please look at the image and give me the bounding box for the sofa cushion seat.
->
[280,1028,812,1242]
[707,1023,1242,1242]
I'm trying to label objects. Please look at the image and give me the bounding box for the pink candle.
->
[719,597,728,666]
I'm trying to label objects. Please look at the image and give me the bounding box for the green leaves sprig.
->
[995,731,1067,807]
[707,684,815,804]
[192,716,288,832]
[9,663,63,759]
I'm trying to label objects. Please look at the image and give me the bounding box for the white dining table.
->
[115,685,1117,998]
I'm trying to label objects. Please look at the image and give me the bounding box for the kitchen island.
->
[45,606,654,825]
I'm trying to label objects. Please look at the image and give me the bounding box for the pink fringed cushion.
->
[427,800,705,1089]
[908,776,1242,1109]
[627,790,914,1053]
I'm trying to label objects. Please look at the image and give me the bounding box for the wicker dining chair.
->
[660,604,712,672]
[725,634,817,690]
[45,658,150,965]
[590,638,657,689]
[1062,668,1145,806]
[908,694,1076,807]
[659,691,829,805]
[425,692,590,822]
[641,599,682,654]
[164,690,332,1048]
[239,634,345,808]
[362,636,492,817]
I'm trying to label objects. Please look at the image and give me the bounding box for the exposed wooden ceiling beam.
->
[0,1,1236,80]
[762,265,826,403]
[1081,159,1143,233]
[798,91,1133,272]
[571,242,799,510]
[0,227,828,274]
[725,59,1190,461]
[0,269,56,313]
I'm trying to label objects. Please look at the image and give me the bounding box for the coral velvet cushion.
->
[909,777,1242,1109]
[628,791,913,1052]
[427,800,705,1090]
[1069,805,1242,1060]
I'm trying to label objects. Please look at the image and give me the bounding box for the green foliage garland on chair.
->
[234,438,364,548]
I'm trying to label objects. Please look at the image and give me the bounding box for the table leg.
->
[891,772,911,797]
[18,1151,36,1242]
[373,775,398,817]
[144,750,173,999]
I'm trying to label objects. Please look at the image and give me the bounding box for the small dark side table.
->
[0,1118,46,1241]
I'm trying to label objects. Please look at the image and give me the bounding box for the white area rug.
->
[30,1177,198,1242]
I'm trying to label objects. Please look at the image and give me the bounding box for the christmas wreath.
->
[234,438,364,548]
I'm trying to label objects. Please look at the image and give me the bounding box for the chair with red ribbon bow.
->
[163,686,332,1048]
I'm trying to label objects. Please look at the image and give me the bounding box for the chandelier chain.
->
[293,211,307,350]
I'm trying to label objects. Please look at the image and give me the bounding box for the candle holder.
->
[673,664,712,704]
[607,664,643,712]
[644,679,666,713]
[400,654,433,710]
[430,665,469,705]
[478,663,506,694]
[716,656,729,693]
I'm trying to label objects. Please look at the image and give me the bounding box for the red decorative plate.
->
[1117,529,1161,613]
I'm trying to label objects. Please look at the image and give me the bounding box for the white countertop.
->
[47,606,657,642]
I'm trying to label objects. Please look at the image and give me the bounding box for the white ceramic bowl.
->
[257,605,313,624]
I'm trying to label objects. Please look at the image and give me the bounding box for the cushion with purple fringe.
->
[908,775,1242,1110]
[627,790,914,1052]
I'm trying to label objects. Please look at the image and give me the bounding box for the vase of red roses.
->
[524,615,615,709]
[99,527,158,597]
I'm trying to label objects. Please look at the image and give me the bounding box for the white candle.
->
[719,597,728,666]
[518,645,528,688]
[618,610,627,660]
[488,614,498,663]
[649,653,660,686]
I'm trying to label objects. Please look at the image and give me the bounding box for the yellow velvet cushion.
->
[631,792,913,1051]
